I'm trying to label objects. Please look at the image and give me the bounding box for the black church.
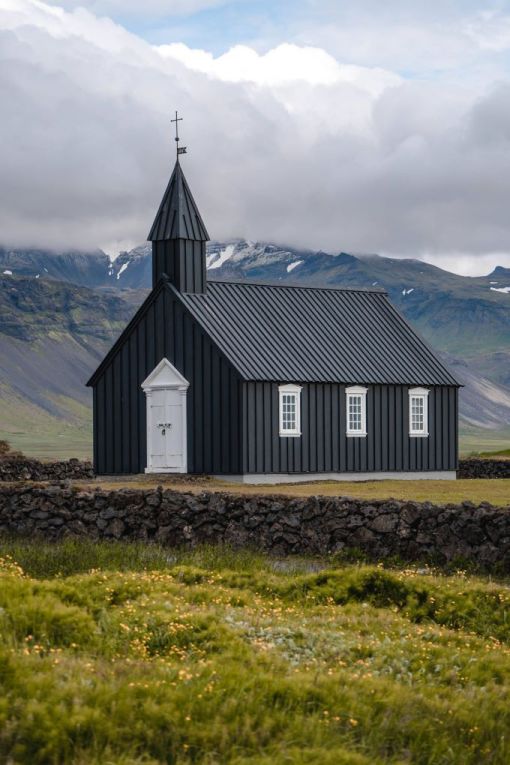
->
[87,132,460,482]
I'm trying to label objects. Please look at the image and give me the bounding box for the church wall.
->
[92,287,457,477]
[92,287,243,475]
[240,382,458,475]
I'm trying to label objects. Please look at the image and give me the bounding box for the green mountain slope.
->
[0,276,146,458]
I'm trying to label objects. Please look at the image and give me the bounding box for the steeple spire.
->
[148,113,209,293]
[171,110,187,160]
[148,161,209,242]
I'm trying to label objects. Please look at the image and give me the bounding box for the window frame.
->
[278,384,302,437]
[408,387,429,437]
[345,385,368,437]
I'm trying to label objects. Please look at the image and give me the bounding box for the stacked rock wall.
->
[0,455,508,482]
[0,458,93,482]
[1,485,509,570]
[457,459,510,479]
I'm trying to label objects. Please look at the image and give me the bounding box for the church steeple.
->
[148,114,209,292]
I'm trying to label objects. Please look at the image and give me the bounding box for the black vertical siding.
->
[92,386,98,470]
[152,241,206,292]
[92,280,458,476]
[241,382,458,474]
[92,287,242,474]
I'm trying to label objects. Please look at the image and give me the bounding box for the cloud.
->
[158,42,401,94]
[279,2,510,83]
[463,10,510,52]
[34,0,228,19]
[422,252,510,277]
[2,0,510,276]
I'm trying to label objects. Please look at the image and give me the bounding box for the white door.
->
[142,358,189,474]
[147,388,186,472]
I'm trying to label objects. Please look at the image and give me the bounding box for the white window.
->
[346,386,368,437]
[278,384,302,437]
[409,387,429,436]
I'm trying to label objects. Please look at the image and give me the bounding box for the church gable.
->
[86,281,166,387]
[87,277,244,388]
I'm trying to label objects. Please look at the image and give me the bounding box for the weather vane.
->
[171,110,187,158]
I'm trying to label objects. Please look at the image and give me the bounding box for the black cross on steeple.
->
[171,110,187,159]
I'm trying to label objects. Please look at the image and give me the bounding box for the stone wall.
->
[0,455,508,482]
[0,458,93,482]
[1,485,509,570]
[458,459,510,479]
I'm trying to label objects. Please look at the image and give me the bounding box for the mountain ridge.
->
[1,240,509,457]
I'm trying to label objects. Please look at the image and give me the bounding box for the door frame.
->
[141,358,190,474]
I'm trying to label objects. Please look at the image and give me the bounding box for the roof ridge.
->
[177,279,460,387]
[207,279,388,295]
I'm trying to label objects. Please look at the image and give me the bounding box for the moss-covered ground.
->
[0,540,510,764]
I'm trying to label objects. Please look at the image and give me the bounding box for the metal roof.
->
[148,160,209,242]
[174,280,460,386]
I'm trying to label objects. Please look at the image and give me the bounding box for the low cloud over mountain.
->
[3,1,510,274]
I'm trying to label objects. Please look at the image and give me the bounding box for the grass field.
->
[0,394,92,461]
[459,424,510,457]
[479,449,510,458]
[1,540,510,764]
[86,475,510,506]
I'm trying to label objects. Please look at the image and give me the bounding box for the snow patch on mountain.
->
[490,286,510,294]
[287,260,303,273]
[117,262,129,280]
[402,288,415,296]
[207,244,235,270]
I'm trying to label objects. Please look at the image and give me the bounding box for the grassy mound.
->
[0,540,509,764]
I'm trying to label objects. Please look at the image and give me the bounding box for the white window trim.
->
[409,387,429,437]
[278,383,302,437]
[346,385,368,437]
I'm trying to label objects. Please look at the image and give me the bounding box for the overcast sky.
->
[2,1,510,274]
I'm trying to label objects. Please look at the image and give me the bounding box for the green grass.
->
[459,424,510,458]
[0,426,92,461]
[478,448,510,458]
[0,394,92,460]
[0,541,510,764]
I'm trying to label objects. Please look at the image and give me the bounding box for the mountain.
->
[0,246,114,289]
[1,240,510,457]
[0,275,146,458]
[108,245,153,288]
[4,240,510,347]
[109,239,510,359]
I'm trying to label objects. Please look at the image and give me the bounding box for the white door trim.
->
[142,358,189,474]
